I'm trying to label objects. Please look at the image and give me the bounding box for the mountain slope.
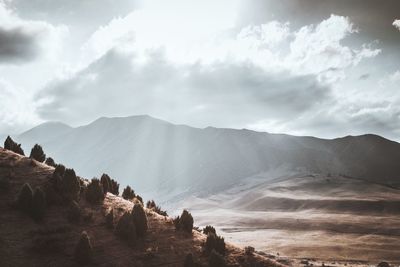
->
[0,147,282,267]
[15,115,400,199]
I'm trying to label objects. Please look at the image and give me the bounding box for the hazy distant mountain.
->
[15,115,400,199]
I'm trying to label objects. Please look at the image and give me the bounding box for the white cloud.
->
[393,19,400,31]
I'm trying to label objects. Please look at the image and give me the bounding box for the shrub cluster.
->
[122,185,135,200]
[17,183,47,221]
[29,144,46,162]
[85,178,104,204]
[173,209,194,234]
[44,165,81,205]
[100,173,119,195]
[4,136,24,155]
[146,200,168,216]
[115,203,148,243]
[244,246,255,255]
[74,231,93,264]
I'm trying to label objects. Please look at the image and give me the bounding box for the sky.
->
[0,0,400,140]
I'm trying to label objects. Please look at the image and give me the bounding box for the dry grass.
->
[0,148,284,267]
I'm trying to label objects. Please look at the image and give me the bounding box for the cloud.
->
[36,49,330,128]
[0,2,68,64]
[393,20,400,31]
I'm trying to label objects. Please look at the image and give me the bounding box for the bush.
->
[109,179,120,195]
[62,168,80,201]
[31,187,47,221]
[100,174,111,194]
[4,136,25,156]
[244,246,255,255]
[132,203,148,237]
[146,200,168,216]
[85,178,104,204]
[17,183,33,212]
[105,209,114,229]
[209,250,225,267]
[174,209,194,233]
[135,195,143,204]
[122,185,135,200]
[205,233,225,255]
[53,164,66,178]
[67,201,81,223]
[203,225,216,236]
[29,144,46,162]
[74,231,92,264]
[45,157,56,167]
[115,212,137,244]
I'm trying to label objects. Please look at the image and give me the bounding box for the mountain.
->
[0,148,282,267]
[14,115,400,200]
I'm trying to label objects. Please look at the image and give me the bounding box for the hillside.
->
[15,115,400,201]
[0,147,283,267]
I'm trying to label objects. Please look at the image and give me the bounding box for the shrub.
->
[115,212,137,244]
[4,136,25,156]
[135,195,143,204]
[203,225,216,236]
[146,200,168,216]
[105,209,114,229]
[205,233,225,255]
[109,179,120,195]
[209,250,225,267]
[85,178,104,204]
[53,164,66,177]
[100,174,111,194]
[31,187,47,221]
[244,246,255,255]
[74,231,92,264]
[67,201,81,223]
[62,168,80,201]
[122,185,135,200]
[45,157,56,167]
[132,203,148,237]
[17,183,33,212]
[174,209,194,233]
[29,144,46,162]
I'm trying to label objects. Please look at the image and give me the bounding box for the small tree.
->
[205,233,226,255]
[4,136,24,155]
[203,225,216,235]
[174,209,194,233]
[85,178,104,204]
[122,185,135,200]
[146,200,168,216]
[17,183,33,212]
[115,212,137,244]
[74,231,93,264]
[100,174,111,194]
[31,187,47,221]
[132,203,148,237]
[62,168,80,201]
[29,144,46,162]
[45,157,56,167]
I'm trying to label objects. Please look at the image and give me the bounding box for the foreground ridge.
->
[0,147,283,267]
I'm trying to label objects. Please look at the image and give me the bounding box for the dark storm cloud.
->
[36,50,330,128]
[0,26,39,63]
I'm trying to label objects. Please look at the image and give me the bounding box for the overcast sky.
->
[1,0,400,140]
